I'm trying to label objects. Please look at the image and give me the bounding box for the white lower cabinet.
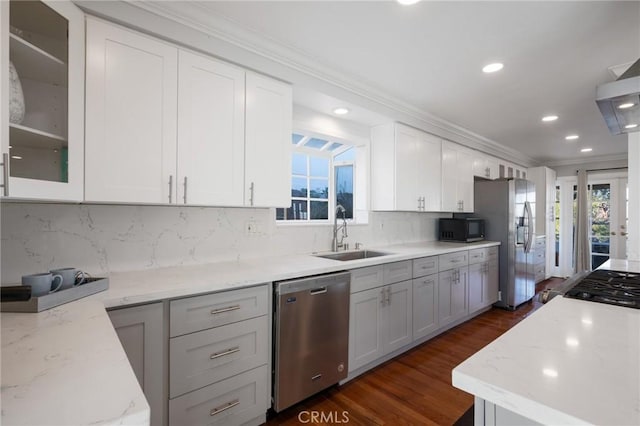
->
[108,302,167,426]
[348,262,413,372]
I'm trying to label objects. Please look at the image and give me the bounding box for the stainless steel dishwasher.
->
[273,271,350,412]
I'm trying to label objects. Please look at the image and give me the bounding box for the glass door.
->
[2,0,84,200]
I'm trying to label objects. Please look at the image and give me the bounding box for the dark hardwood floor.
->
[266,277,566,426]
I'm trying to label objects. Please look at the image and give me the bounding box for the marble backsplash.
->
[1,203,448,283]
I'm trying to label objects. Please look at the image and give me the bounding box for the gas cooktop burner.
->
[564,269,640,309]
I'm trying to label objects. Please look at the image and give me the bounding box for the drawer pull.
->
[210,399,240,416]
[210,305,241,315]
[310,287,327,295]
[311,374,322,381]
[209,346,240,360]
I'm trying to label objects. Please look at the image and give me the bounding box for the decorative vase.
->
[9,61,25,124]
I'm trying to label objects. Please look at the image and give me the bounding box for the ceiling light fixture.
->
[482,63,504,73]
[625,123,638,129]
[332,107,350,115]
[565,135,579,140]
[581,148,593,153]
[397,0,421,5]
[542,115,558,122]
[618,102,635,109]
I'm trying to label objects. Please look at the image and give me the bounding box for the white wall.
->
[551,158,627,177]
[0,202,448,283]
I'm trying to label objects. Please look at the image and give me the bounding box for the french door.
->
[553,174,628,276]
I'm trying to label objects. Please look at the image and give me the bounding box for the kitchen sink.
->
[315,250,392,261]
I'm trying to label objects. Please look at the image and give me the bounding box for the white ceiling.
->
[142,1,640,166]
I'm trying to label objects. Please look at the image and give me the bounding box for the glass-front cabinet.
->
[1,0,84,200]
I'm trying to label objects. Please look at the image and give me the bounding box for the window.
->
[276,133,356,222]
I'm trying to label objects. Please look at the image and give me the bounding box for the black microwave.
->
[439,218,485,242]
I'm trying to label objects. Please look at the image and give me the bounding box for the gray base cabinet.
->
[348,261,413,372]
[108,302,167,426]
[475,397,541,425]
[168,284,270,426]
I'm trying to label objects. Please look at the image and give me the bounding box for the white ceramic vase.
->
[9,61,25,124]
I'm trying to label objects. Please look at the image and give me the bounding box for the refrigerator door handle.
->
[524,201,533,253]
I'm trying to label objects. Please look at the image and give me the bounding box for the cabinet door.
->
[85,18,178,203]
[468,262,484,313]
[441,143,458,212]
[457,148,474,212]
[383,280,413,354]
[394,124,423,211]
[245,72,292,207]
[485,258,499,305]
[177,50,245,206]
[2,0,85,201]
[420,132,442,211]
[108,303,166,426]
[413,274,438,339]
[438,267,468,326]
[348,287,384,372]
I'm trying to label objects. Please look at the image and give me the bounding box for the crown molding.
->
[129,1,537,166]
[544,153,628,167]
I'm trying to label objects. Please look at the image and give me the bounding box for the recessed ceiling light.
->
[397,0,421,5]
[11,155,22,160]
[332,107,349,115]
[625,123,638,129]
[542,115,559,122]
[618,102,635,109]
[565,135,579,140]
[581,148,593,153]
[482,63,504,73]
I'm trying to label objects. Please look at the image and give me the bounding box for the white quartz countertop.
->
[452,259,640,426]
[1,240,497,426]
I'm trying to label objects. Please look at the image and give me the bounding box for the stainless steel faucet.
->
[332,204,348,251]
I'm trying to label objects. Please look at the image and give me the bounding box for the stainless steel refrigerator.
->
[474,178,536,309]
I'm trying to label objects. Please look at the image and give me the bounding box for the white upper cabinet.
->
[85,18,178,203]
[442,140,474,212]
[473,154,500,180]
[245,72,292,208]
[371,123,441,211]
[1,0,84,201]
[84,19,292,207]
[177,50,245,206]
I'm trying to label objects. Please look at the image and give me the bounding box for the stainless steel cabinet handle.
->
[210,399,240,416]
[210,346,240,360]
[210,305,240,315]
[310,287,327,295]
[386,287,391,305]
[183,176,188,204]
[249,182,255,206]
[417,197,422,210]
[168,175,173,203]
[380,288,386,306]
[1,153,8,196]
[311,374,322,381]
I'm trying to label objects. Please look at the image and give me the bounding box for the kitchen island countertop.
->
[452,259,640,425]
[1,239,497,426]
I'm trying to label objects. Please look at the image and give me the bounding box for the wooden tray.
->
[1,277,109,313]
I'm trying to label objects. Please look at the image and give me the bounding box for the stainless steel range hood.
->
[596,59,640,134]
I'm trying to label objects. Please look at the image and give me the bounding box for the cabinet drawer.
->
[170,316,268,398]
[534,249,546,265]
[439,251,469,271]
[350,265,384,293]
[413,256,438,278]
[535,237,546,249]
[170,285,268,337]
[383,260,412,285]
[169,365,268,426]
[468,248,488,265]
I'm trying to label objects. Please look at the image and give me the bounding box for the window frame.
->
[277,129,359,225]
